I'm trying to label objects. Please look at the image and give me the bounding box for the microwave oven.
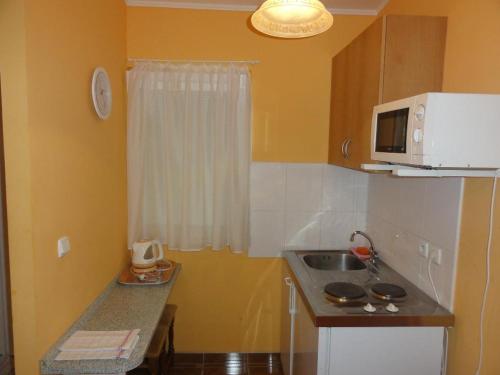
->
[371,93,500,169]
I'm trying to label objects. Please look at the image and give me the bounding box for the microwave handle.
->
[344,138,352,159]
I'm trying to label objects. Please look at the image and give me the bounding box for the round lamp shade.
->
[251,0,333,38]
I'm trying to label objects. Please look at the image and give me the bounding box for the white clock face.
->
[91,67,112,120]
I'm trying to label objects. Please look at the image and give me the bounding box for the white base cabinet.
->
[281,270,445,375]
[323,326,444,375]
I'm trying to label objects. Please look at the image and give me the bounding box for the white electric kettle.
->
[131,240,164,269]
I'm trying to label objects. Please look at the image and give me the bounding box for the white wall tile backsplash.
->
[249,162,369,258]
[366,175,464,311]
[250,162,286,211]
[322,165,355,212]
[285,164,324,211]
[285,211,322,250]
[249,210,285,258]
[249,162,463,311]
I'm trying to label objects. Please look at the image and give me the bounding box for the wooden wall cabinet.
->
[328,15,447,169]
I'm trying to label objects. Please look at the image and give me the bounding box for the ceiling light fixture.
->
[251,0,333,39]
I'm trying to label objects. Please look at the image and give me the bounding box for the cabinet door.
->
[381,15,447,103]
[328,47,349,166]
[329,17,383,169]
[293,290,319,375]
[329,327,444,375]
[344,17,384,169]
[281,268,295,375]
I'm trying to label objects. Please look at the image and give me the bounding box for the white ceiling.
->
[125,0,388,15]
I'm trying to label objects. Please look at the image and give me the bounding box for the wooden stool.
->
[131,304,177,375]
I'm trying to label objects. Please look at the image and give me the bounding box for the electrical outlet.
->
[418,242,430,258]
[57,236,71,258]
[431,248,442,265]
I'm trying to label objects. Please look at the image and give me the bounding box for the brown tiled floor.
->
[169,353,283,375]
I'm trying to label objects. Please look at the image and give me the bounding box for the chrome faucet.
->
[350,230,378,267]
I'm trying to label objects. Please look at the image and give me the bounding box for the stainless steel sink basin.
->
[302,251,366,271]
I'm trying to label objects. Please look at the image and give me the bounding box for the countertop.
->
[40,265,181,374]
[284,251,454,327]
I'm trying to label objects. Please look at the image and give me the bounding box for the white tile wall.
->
[249,162,463,311]
[249,163,370,258]
[285,164,324,212]
[285,211,322,250]
[366,175,464,311]
[250,162,286,211]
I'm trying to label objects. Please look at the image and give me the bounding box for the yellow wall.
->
[1,0,128,373]
[166,249,283,352]
[127,7,374,352]
[380,1,500,374]
[0,1,37,373]
[127,7,374,163]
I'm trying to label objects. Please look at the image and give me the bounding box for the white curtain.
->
[127,62,251,252]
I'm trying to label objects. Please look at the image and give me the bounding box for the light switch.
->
[431,248,443,265]
[58,236,71,258]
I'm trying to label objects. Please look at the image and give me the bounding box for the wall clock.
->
[91,67,112,120]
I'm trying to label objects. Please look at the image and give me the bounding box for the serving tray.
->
[118,260,177,286]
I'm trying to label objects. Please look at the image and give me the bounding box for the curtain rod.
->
[128,58,260,65]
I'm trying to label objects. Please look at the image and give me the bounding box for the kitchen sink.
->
[302,251,366,271]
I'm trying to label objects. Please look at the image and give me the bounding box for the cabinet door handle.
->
[344,138,352,159]
[284,277,296,314]
[341,138,348,158]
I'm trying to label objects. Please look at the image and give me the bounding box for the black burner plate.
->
[371,283,407,299]
[324,282,366,301]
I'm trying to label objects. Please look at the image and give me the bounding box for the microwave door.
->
[375,108,410,154]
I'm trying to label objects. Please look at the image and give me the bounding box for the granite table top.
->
[40,265,181,374]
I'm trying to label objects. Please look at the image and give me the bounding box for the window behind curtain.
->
[127,62,251,252]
